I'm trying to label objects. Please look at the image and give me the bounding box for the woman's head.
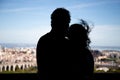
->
[68,19,91,48]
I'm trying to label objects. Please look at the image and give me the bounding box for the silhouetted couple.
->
[37,8,94,80]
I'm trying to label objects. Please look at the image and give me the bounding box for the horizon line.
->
[0,43,120,47]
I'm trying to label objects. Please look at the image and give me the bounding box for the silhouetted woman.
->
[68,19,94,80]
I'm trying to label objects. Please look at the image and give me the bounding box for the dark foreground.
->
[0,73,120,80]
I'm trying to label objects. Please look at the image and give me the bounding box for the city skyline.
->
[0,0,120,46]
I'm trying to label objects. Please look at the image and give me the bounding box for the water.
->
[0,43,36,48]
[91,45,120,51]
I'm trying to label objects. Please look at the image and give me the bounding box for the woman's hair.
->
[69,19,91,48]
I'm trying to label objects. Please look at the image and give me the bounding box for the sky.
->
[0,0,120,47]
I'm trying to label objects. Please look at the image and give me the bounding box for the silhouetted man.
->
[37,8,71,80]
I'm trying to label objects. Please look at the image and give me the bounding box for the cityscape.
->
[92,49,120,73]
[0,44,37,73]
[0,44,120,73]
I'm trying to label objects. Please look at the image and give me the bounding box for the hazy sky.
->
[0,0,120,46]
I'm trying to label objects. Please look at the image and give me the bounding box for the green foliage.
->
[94,67,120,73]
[0,67,37,73]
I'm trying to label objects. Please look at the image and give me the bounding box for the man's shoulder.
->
[37,32,53,45]
[39,32,51,40]
[37,33,51,47]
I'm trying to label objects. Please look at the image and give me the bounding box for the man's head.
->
[51,8,71,37]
